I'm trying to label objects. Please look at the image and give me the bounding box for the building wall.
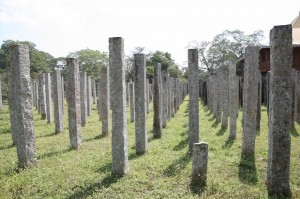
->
[293,28,300,44]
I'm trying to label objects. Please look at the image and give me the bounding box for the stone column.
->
[161,70,168,128]
[191,142,208,187]
[153,63,162,138]
[53,70,64,134]
[99,66,110,136]
[45,73,53,123]
[0,78,2,110]
[87,76,92,116]
[66,58,82,150]
[8,44,37,168]
[267,25,292,198]
[80,71,87,126]
[97,80,101,120]
[188,49,199,153]
[92,80,96,104]
[61,76,64,115]
[295,71,300,123]
[242,46,260,158]
[38,73,47,119]
[229,61,239,139]
[34,81,38,110]
[221,67,229,128]
[126,81,130,106]
[146,79,150,113]
[109,37,129,176]
[170,77,175,117]
[129,80,135,122]
[134,54,147,154]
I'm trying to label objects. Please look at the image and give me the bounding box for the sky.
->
[0,0,299,67]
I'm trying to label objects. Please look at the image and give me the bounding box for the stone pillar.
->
[129,80,135,122]
[53,70,64,134]
[66,58,82,150]
[87,76,92,116]
[267,25,292,198]
[126,81,130,106]
[188,49,199,153]
[191,142,208,187]
[109,37,129,176]
[34,81,38,110]
[242,46,260,158]
[168,74,172,119]
[80,71,87,126]
[149,82,153,102]
[221,67,229,128]
[146,79,150,113]
[257,74,262,130]
[61,76,64,115]
[38,73,47,119]
[45,73,53,123]
[295,71,300,123]
[134,54,147,154]
[229,61,239,139]
[8,44,37,168]
[99,66,110,136]
[0,78,2,110]
[153,63,162,138]
[97,80,101,120]
[161,70,168,128]
[92,80,96,104]
[170,77,175,117]
[215,71,222,123]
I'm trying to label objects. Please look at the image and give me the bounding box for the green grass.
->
[0,98,300,198]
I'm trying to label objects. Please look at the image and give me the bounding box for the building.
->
[292,12,300,44]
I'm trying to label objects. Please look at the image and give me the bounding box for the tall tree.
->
[188,30,264,74]
[68,49,108,80]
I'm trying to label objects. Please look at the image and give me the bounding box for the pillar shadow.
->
[222,138,235,149]
[37,147,72,160]
[190,183,206,195]
[0,127,11,134]
[0,144,14,151]
[163,152,191,177]
[173,137,188,151]
[290,126,299,137]
[128,152,144,160]
[66,175,120,199]
[238,155,258,185]
[83,134,107,142]
[35,132,58,138]
[216,127,227,136]
[208,117,215,122]
[95,162,112,173]
[211,120,220,128]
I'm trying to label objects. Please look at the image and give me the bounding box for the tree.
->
[187,30,264,74]
[68,49,108,80]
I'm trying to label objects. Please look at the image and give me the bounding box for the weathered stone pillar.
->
[191,142,208,187]
[170,77,175,117]
[295,71,300,123]
[38,73,47,119]
[66,58,82,150]
[129,80,135,122]
[109,37,129,176]
[92,80,96,104]
[80,71,87,126]
[99,66,110,136]
[257,74,262,130]
[221,67,229,128]
[242,46,260,158]
[215,71,222,123]
[0,78,2,110]
[126,81,130,106]
[168,74,172,119]
[87,76,92,116]
[146,79,150,113]
[45,73,53,123]
[134,54,147,154]
[34,81,38,110]
[153,63,162,138]
[8,44,37,168]
[149,82,153,102]
[53,70,64,134]
[61,76,64,115]
[188,49,199,153]
[267,25,292,198]
[161,70,168,128]
[229,61,239,139]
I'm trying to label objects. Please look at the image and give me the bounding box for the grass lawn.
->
[0,97,299,198]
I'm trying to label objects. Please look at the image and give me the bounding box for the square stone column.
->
[80,71,87,126]
[66,58,82,150]
[99,66,110,136]
[8,44,37,168]
[109,37,129,176]
[53,70,64,134]
[38,73,47,119]
[45,73,53,123]
[153,63,162,138]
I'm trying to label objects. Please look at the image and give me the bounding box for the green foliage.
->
[147,51,175,71]
[188,30,264,74]
[68,49,108,80]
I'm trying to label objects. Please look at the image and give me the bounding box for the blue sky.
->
[0,0,298,67]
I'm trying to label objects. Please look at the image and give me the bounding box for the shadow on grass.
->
[173,137,188,151]
[182,123,188,128]
[37,147,72,160]
[190,183,206,195]
[0,127,11,134]
[35,132,58,138]
[164,152,191,177]
[222,138,235,149]
[238,155,258,185]
[84,134,107,142]
[290,126,299,137]
[211,120,219,128]
[0,143,14,151]
[128,152,144,160]
[96,162,112,173]
[66,175,120,199]
[216,127,227,136]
